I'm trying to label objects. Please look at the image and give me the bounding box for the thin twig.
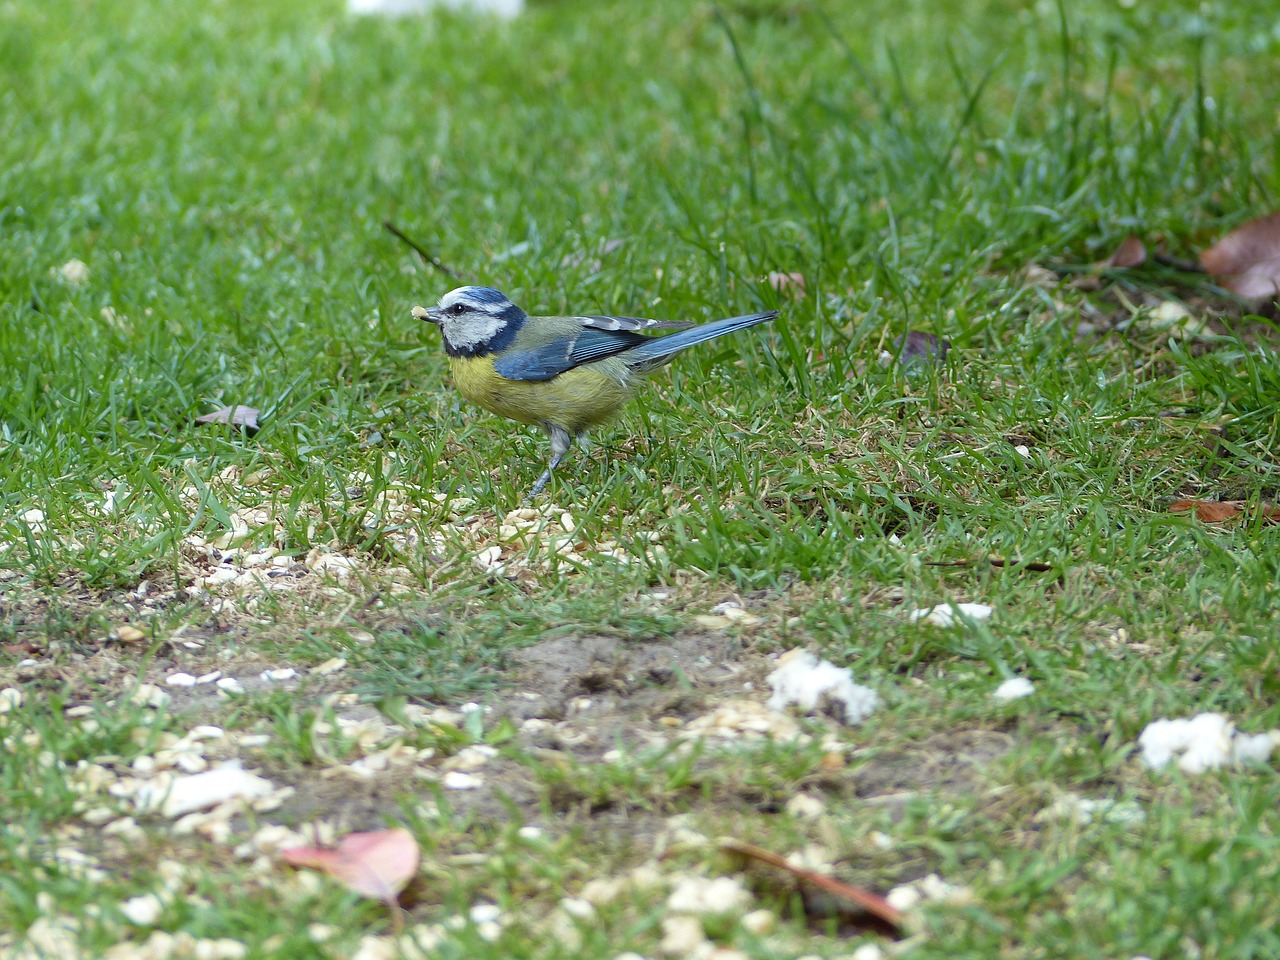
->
[925,557,1055,572]
[720,840,903,928]
[383,220,458,278]
[1151,251,1206,273]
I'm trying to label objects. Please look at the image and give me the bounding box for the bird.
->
[412,286,778,497]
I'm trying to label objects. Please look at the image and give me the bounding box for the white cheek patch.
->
[442,312,507,352]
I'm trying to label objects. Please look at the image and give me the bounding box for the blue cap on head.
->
[434,286,527,357]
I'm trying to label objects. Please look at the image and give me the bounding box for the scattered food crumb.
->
[129,684,171,709]
[993,677,1035,702]
[117,625,147,643]
[1042,794,1145,826]
[766,649,879,725]
[908,602,993,627]
[446,745,498,771]
[119,892,166,926]
[441,771,483,790]
[784,792,826,819]
[57,259,90,284]
[135,761,276,817]
[1138,713,1279,774]
[850,945,886,960]
[558,897,595,921]
[665,875,751,916]
[740,908,777,935]
[659,915,707,956]
[683,699,804,742]
[886,872,973,912]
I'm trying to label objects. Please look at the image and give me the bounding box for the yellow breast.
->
[448,356,633,435]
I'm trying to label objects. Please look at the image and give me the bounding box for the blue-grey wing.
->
[493,340,575,382]
[493,328,651,382]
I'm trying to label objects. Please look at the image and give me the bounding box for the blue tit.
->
[412,286,778,497]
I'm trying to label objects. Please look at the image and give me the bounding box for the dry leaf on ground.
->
[1199,211,1280,300]
[1169,499,1280,523]
[1107,234,1147,269]
[894,331,950,366]
[282,828,420,903]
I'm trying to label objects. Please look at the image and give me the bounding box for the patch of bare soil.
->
[504,631,756,724]
[426,634,1015,831]
[251,623,1021,842]
[849,729,1016,797]
[8,577,1018,886]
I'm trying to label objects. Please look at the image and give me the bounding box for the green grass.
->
[2,0,1280,956]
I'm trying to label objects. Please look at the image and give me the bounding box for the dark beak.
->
[411,305,442,325]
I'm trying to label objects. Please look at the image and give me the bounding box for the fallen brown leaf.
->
[194,405,260,432]
[1107,234,1147,269]
[1169,499,1280,523]
[894,331,950,366]
[3,640,41,657]
[720,839,902,930]
[1199,211,1280,300]
[282,828,420,904]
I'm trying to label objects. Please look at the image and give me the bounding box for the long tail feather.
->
[625,310,778,368]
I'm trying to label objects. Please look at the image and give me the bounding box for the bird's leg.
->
[527,425,573,499]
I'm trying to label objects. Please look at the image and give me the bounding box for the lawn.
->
[2,0,1279,956]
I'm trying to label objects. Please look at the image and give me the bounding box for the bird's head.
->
[412,286,527,357]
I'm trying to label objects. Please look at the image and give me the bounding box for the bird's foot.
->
[525,469,553,500]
